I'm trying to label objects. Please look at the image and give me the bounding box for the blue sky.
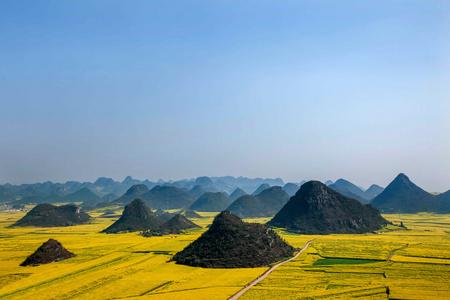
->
[1,1,449,191]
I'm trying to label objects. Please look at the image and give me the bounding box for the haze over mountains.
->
[1,174,449,214]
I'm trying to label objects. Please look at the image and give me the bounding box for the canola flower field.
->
[0,209,448,300]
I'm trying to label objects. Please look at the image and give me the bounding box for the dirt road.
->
[228,240,313,300]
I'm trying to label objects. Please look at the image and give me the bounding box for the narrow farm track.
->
[387,244,409,261]
[228,240,313,300]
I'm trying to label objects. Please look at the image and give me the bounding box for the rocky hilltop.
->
[172,211,294,268]
[268,181,388,234]
[12,204,91,227]
[21,238,75,266]
[102,199,164,233]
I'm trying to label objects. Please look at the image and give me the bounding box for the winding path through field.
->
[387,244,409,261]
[228,240,313,300]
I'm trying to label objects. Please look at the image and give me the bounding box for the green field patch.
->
[313,258,382,266]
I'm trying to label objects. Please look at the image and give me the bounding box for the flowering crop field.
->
[241,213,450,300]
[0,210,448,299]
[0,210,265,300]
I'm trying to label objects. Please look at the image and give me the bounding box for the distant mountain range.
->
[2,174,448,214]
[0,175,287,204]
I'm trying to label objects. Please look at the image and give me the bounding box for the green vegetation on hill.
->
[268,181,388,234]
[189,192,231,212]
[141,185,195,210]
[172,211,295,268]
[101,199,164,233]
[228,187,247,202]
[64,187,100,203]
[188,185,207,199]
[143,214,200,236]
[328,183,369,204]
[12,204,91,227]
[251,183,271,196]
[371,173,441,213]
[283,183,300,197]
[20,238,75,266]
[365,184,384,199]
[227,186,290,218]
[114,184,149,205]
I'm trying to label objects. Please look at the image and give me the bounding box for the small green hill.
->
[365,184,385,199]
[12,204,91,227]
[251,183,271,196]
[101,199,164,233]
[114,184,150,205]
[172,211,295,268]
[188,185,207,199]
[189,192,231,212]
[328,184,369,204]
[228,187,247,202]
[283,183,300,197]
[144,214,200,236]
[227,186,290,218]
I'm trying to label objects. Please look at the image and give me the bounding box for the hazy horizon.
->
[1,1,449,192]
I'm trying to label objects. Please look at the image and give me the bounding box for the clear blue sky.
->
[1,1,449,191]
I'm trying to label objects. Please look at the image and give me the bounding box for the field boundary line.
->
[228,240,314,300]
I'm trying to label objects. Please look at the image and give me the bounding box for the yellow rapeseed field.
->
[0,210,448,299]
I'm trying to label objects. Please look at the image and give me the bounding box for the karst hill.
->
[371,173,440,213]
[268,181,388,234]
[189,192,231,212]
[21,238,75,266]
[102,199,164,233]
[12,204,91,227]
[172,210,295,268]
[227,186,290,218]
[144,213,200,236]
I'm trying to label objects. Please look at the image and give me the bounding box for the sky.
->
[1,0,449,192]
